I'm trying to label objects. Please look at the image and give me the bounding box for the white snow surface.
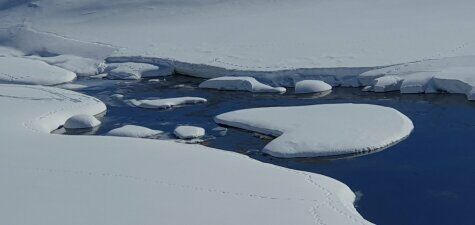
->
[128,97,207,109]
[107,125,163,138]
[174,125,205,139]
[215,104,414,158]
[295,80,332,94]
[106,62,172,80]
[0,0,474,97]
[0,57,76,85]
[0,46,23,57]
[28,54,105,76]
[199,76,286,93]
[63,114,101,129]
[359,56,475,100]
[0,84,372,225]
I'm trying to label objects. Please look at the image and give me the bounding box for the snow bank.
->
[295,80,332,94]
[64,114,101,129]
[0,84,372,225]
[0,57,76,85]
[359,56,475,100]
[107,125,162,138]
[216,104,414,158]
[199,76,286,93]
[128,97,207,109]
[28,54,105,76]
[106,62,173,80]
[0,46,23,57]
[174,125,205,139]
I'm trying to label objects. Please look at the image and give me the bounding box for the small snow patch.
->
[128,97,207,109]
[295,80,332,94]
[199,76,286,93]
[174,126,205,139]
[64,114,101,129]
[107,125,162,138]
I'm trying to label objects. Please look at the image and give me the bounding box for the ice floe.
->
[106,62,172,80]
[55,83,88,90]
[174,125,205,139]
[0,57,76,85]
[128,97,207,109]
[107,125,162,138]
[295,80,332,94]
[359,56,475,100]
[0,84,372,225]
[215,104,414,158]
[199,76,286,93]
[64,114,101,129]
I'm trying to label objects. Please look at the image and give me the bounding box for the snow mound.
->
[106,62,172,80]
[174,125,205,139]
[359,56,475,100]
[64,114,101,129]
[107,125,163,138]
[199,76,286,93]
[295,80,332,94]
[0,57,76,85]
[28,55,105,76]
[215,104,414,158]
[128,97,207,109]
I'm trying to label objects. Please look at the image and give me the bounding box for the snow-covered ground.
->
[216,104,414,158]
[0,0,474,98]
[0,84,372,225]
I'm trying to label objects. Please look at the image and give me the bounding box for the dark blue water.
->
[66,75,475,225]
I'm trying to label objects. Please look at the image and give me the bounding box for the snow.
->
[215,104,414,158]
[199,76,286,93]
[0,84,372,225]
[0,0,473,99]
[0,57,76,85]
[295,80,332,94]
[106,62,172,80]
[359,56,475,100]
[28,54,105,76]
[0,46,23,57]
[174,125,205,139]
[107,125,163,138]
[55,83,88,90]
[64,114,101,129]
[128,97,207,109]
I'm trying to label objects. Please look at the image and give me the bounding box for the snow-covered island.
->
[1,0,474,224]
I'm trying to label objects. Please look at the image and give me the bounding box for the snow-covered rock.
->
[174,125,205,139]
[128,97,207,109]
[215,104,414,158]
[0,57,76,85]
[64,114,101,129]
[199,76,286,93]
[107,125,162,138]
[295,80,332,94]
[28,54,105,76]
[106,62,172,80]
[359,56,475,100]
[0,84,372,225]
